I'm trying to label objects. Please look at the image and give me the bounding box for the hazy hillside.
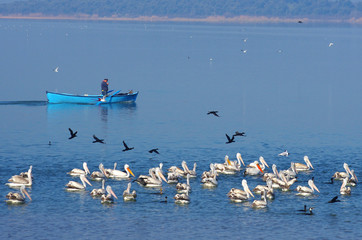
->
[1,0,362,20]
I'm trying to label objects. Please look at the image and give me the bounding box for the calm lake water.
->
[0,20,361,239]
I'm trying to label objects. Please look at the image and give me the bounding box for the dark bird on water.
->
[207,111,219,117]
[328,196,341,203]
[297,205,307,212]
[160,196,168,203]
[325,178,334,184]
[122,141,134,151]
[233,131,246,137]
[93,135,105,144]
[149,148,160,154]
[225,134,235,144]
[304,207,314,215]
[68,128,78,139]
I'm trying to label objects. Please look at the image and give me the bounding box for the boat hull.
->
[46,91,138,104]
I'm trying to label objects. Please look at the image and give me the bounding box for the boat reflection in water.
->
[46,102,137,123]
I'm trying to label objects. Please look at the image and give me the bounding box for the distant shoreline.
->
[1,14,362,24]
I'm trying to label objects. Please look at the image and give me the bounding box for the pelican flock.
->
[4,155,358,214]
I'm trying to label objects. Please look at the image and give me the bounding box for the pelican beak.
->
[261,157,269,168]
[84,177,92,187]
[23,188,32,201]
[307,158,314,169]
[247,188,255,198]
[109,188,118,199]
[127,167,135,177]
[227,159,232,165]
[159,171,168,183]
[237,153,245,166]
[85,165,90,175]
[256,164,264,173]
[312,182,320,193]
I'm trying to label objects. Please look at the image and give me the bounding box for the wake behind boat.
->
[46,90,138,104]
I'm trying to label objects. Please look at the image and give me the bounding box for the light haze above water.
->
[0,20,361,239]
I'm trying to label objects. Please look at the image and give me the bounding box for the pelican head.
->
[259,156,269,168]
[237,153,245,166]
[83,162,90,175]
[106,185,118,199]
[124,164,135,177]
[304,156,314,169]
[308,179,320,193]
[242,179,254,198]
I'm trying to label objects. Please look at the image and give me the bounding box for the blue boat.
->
[46,90,138,104]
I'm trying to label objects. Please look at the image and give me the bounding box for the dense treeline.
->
[1,0,362,19]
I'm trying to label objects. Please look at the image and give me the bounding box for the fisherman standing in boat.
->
[101,78,109,100]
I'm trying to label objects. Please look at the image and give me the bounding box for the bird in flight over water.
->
[207,111,219,117]
[92,135,105,144]
[225,134,235,144]
[122,141,134,152]
[233,131,246,137]
[68,128,78,140]
[149,148,160,154]
[53,67,59,72]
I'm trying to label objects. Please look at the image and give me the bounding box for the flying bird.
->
[122,141,134,151]
[93,135,105,144]
[328,42,334,47]
[233,131,246,137]
[149,148,160,154]
[207,111,219,117]
[68,128,78,139]
[53,67,59,72]
[225,134,235,144]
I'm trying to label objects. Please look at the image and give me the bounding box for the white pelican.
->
[107,163,135,179]
[251,190,267,209]
[168,161,187,176]
[280,162,298,179]
[65,174,92,191]
[90,163,108,181]
[224,153,245,173]
[332,163,353,180]
[101,185,118,204]
[253,179,274,200]
[247,156,269,169]
[201,164,218,188]
[340,178,351,195]
[6,185,32,204]
[6,166,33,188]
[90,179,105,197]
[183,162,197,178]
[167,171,180,184]
[174,192,190,204]
[136,167,167,187]
[227,179,254,202]
[244,158,267,175]
[295,156,314,171]
[67,162,90,176]
[176,174,191,193]
[273,173,297,191]
[123,182,137,201]
[296,179,320,196]
[263,164,279,181]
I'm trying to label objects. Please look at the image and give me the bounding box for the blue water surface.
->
[0,20,361,239]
